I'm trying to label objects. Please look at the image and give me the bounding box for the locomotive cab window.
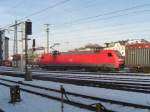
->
[107,53,112,57]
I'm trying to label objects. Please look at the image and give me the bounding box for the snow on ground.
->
[0,75,150,112]
[0,85,92,112]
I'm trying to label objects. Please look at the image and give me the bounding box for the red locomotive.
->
[39,50,124,71]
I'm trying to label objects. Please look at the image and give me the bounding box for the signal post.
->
[24,20,32,81]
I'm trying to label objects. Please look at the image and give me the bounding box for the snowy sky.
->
[0,0,150,54]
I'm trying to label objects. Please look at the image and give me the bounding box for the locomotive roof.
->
[60,50,101,54]
[49,49,116,55]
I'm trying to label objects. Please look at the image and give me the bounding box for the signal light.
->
[32,39,35,47]
[25,21,32,35]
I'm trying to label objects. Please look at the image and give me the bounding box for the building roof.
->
[105,39,149,47]
[105,40,128,47]
[126,43,150,49]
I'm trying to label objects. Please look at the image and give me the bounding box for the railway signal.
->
[32,39,36,51]
[25,21,32,35]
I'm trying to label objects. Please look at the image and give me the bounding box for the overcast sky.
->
[0,0,150,54]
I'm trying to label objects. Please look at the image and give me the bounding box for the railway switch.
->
[9,85,21,103]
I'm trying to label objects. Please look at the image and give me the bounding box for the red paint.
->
[126,43,150,49]
[39,50,124,69]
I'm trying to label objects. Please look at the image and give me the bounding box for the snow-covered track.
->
[1,71,150,94]
[31,69,150,76]
[0,78,150,112]
[34,76,150,94]
[0,79,103,112]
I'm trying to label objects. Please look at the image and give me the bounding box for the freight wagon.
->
[125,43,150,73]
[39,50,124,72]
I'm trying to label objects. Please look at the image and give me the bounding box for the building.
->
[104,41,127,56]
[104,39,149,56]
[127,39,149,44]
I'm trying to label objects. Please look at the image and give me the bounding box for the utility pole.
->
[20,23,24,72]
[13,20,18,67]
[45,24,50,53]
[0,30,5,64]
[25,28,28,80]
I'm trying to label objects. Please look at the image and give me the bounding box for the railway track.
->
[31,68,150,76]
[33,75,150,94]
[1,70,150,94]
[0,78,101,112]
[1,68,150,83]
[33,72,150,83]
[1,66,149,76]
[0,78,150,112]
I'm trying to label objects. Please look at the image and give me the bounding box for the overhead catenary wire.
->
[34,29,150,48]
[13,2,150,31]
[29,10,150,40]
[34,0,100,22]
[2,1,150,30]
[1,1,149,30]
[53,2,150,27]
[29,2,150,46]
[52,9,150,35]
[31,9,150,39]
[0,0,71,30]
[7,0,24,11]
[63,0,99,14]
[53,9,150,28]
[27,9,149,47]
[2,0,150,54]
[31,18,150,46]
[18,0,71,21]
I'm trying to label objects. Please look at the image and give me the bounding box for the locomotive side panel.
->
[39,50,124,71]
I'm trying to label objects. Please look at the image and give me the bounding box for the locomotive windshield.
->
[115,51,123,58]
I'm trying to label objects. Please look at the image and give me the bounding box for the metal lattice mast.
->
[45,24,50,53]
[13,20,18,55]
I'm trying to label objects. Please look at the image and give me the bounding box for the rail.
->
[0,78,150,111]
